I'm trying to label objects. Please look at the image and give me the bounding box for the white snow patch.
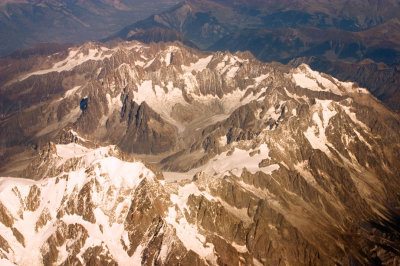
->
[232,242,248,253]
[183,72,199,94]
[164,143,279,181]
[106,93,122,114]
[69,129,87,142]
[292,72,320,91]
[294,161,317,185]
[254,73,269,84]
[216,54,243,74]
[305,122,325,152]
[253,258,264,266]
[182,55,213,73]
[293,64,342,95]
[63,86,81,98]
[165,52,171,66]
[238,181,280,208]
[341,105,370,130]
[22,47,112,80]
[131,244,145,265]
[165,206,217,264]
[218,136,227,146]
[318,100,336,128]
[0,259,17,266]
[226,66,239,78]
[134,60,145,67]
[304,100,336,153]
[159,236,172,263]
[135,80,185,131]
[144,58,155,68]
[159,46,179,67]
[354,130,372,150]
[170,183,215,208]
[55,143,89,163]
[133,78,265,132]
[265,106,282,121]
[283,87,309,102]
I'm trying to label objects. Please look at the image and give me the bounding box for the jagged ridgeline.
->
[0,41,400,265]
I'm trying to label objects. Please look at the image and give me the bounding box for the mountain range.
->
[108,0,400,111]
[2,0,400,110]
[0,40,400,265]
[1,0,400,265]
[0,0,178,56]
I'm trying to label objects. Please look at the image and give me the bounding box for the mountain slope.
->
[0,41,400,264]
[289,56,400,111]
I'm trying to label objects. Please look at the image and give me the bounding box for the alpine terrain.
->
[108,0,400,111]
[0,40,400,265]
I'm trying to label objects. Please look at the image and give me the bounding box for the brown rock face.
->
[0,202,14,228]
[118,101,177,154]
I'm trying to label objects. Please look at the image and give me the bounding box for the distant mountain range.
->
[111,0,400,47]
[0,0,178,56]
[107,0,400,111]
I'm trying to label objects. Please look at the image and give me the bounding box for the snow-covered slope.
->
[0,144,156,265]
[0,142,284,265]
